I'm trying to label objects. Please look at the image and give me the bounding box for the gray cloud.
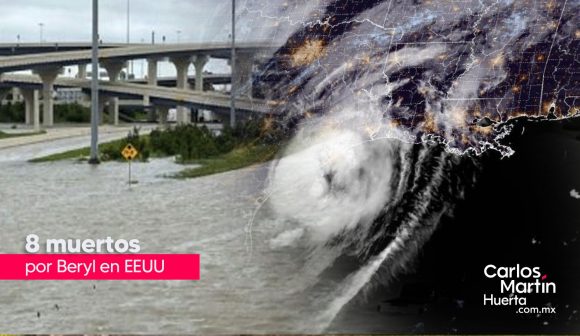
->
[0,0,322,77]
[0,0,231,43]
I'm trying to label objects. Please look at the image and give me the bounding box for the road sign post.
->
[121,143,139,185]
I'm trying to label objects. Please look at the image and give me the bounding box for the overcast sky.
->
[0,0,232,43]
[0,0,322,77]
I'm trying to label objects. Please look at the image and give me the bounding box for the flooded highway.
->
[0,135,326,333]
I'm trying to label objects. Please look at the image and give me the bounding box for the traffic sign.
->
[121,143,139,161]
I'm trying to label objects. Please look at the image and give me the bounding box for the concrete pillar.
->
[144,57,159,105]
[156,105,169,126]
[12,88,21,103]
[147,58,159,86]
[97,95,108,125]
[108,97,119,126]
[192,55,209,124]
[171,56,191,89]
[175,106,189,124]
[22,89,33,125]
[102,60,126,82]
[231,52,254,98]
[34,66,62,127]
[77,64,87,79]
[170,55,192,124]
[22,89,40,131]
[102,60,126,125]
[193,55,209,91]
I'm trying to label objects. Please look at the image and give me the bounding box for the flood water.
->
[5,121,579,334]
[0,137,333,334]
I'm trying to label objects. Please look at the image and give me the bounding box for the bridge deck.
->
[0,42,276,72]
[0,74,279,114]
[0,43,144,56]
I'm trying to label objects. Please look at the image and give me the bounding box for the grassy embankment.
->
[30,121,283,179]
[174,142,279,178]
[30,138,279,179]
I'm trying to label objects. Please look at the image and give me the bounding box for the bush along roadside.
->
[101,126,150,162]
[31,116,287,178]
[149,124,223,162]
[0,102,25,123]
[0,102,93,124]
[149,117,283,163]
[167,117,286,178]
[54,103,91,123]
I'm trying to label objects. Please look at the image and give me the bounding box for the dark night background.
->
[331,116,580,334]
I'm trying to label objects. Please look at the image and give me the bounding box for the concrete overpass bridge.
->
[0,42,274,72]
[0,74,277,129]
[0,41,278,128]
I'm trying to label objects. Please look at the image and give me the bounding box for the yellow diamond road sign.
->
[121,143,139,161]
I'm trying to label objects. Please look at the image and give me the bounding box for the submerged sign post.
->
[121,143,139,185]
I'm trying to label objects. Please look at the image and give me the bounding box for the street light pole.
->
[89,0,100,164]
[176,30,181,43]
[230,0,236,128]
[126,0,132,77]
[126,0,130,44]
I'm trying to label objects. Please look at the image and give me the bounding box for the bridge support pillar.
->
[22,89,40,131]
[97,95,108,125]
[108,97,119,126]
[192,55,209,123]
[144,57,160,106]
[102,60,126,126]
[170,56,191,89]
[170,56,192,124]
[35,66,62,127]
[102,60,126,82]
[156,105,169,126]
[176,106,190,124]
[77,64,87,79]
[193,55,209,91]
[230,52,254,98]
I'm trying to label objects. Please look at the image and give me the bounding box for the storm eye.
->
[358,167,366,179]
[324,171,335,186]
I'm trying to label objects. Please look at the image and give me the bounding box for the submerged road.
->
[0,125,332,334]
[0,124,157,161]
